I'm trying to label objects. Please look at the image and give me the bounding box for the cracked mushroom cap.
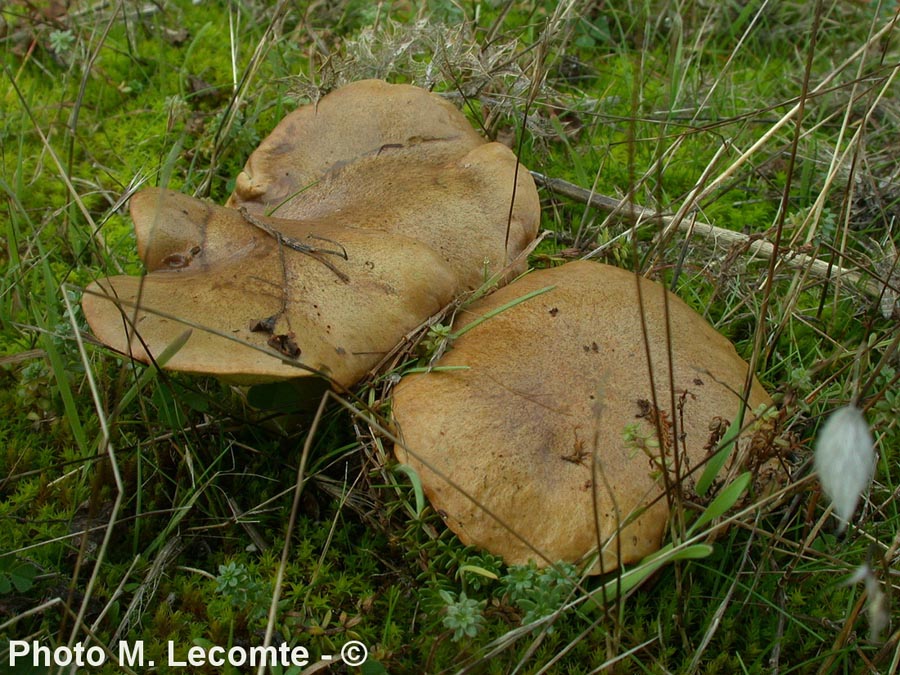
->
[82,188,457,386]
[391,261,775,572]
[227,79,540,290]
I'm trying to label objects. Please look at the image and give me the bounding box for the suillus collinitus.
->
[227,79,540,291]
[83,188,458,386]
[83,80,541,387]
[392,261,780,572]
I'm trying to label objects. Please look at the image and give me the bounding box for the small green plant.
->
[419,322,452,364]
[0,558,37,595]
[871,366,898,427]
[457,551,502,591]
[439,589,485,641]
[501,562,577,631]
[214,560,270,622]
[3,2,899,673]
[48,29,76,56]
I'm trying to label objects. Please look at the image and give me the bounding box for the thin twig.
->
[257,391,331,675]
[197,0,292,197]
[239,207,350,283]
[532,171,889,299]
[61,290,125,675]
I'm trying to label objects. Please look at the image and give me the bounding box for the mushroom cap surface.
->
[84,80,542,387]
[83,188,457,385]
[227,79,540,290]
[391,261,774,571]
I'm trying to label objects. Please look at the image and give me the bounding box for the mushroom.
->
[391,260,777,572]
[227,79,540,290]
[83,188,458,385]
[83,80,541,387]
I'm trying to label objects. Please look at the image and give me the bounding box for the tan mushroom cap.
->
[84,81,543,386]
[227,79,540,290]
[83,188,457,386]
[392,261,774,572]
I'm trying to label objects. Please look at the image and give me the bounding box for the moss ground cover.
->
[2,1,899,673]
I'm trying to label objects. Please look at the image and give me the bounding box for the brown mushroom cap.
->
[391,261,774,571]
[83,188,458,385]
[227,79,540,290]
[84,80,542,387]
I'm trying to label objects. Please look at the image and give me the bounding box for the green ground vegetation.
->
[2,1,899,673]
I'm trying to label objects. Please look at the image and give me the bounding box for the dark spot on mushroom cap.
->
[250,315,278,334]
[267,333,301,358]
[161,253,191,269]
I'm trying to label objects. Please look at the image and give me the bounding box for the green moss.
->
[2,2,898,673]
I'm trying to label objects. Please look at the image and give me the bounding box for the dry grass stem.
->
[533,171,892,301]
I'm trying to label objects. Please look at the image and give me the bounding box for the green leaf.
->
[0,560,37,594]
[451,285,555,339]
[393,464,426,517]
[695,404,746,497]
[459,564,499,581]
[593,543,714,601]
[103,329,192,419]
[688,472,751,536]
[361,660,390,675]
[10,563,36,593]
[402,365,471,374]
[152,384,187,431]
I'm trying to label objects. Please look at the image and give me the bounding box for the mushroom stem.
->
[532,171,886,299]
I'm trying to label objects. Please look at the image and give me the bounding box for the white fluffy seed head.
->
[847,563,890,640]
[814,405,876,532]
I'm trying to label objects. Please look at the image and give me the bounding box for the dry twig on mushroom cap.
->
[83,188,458,386]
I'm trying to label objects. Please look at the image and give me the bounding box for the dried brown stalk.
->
[532,171,891,302]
